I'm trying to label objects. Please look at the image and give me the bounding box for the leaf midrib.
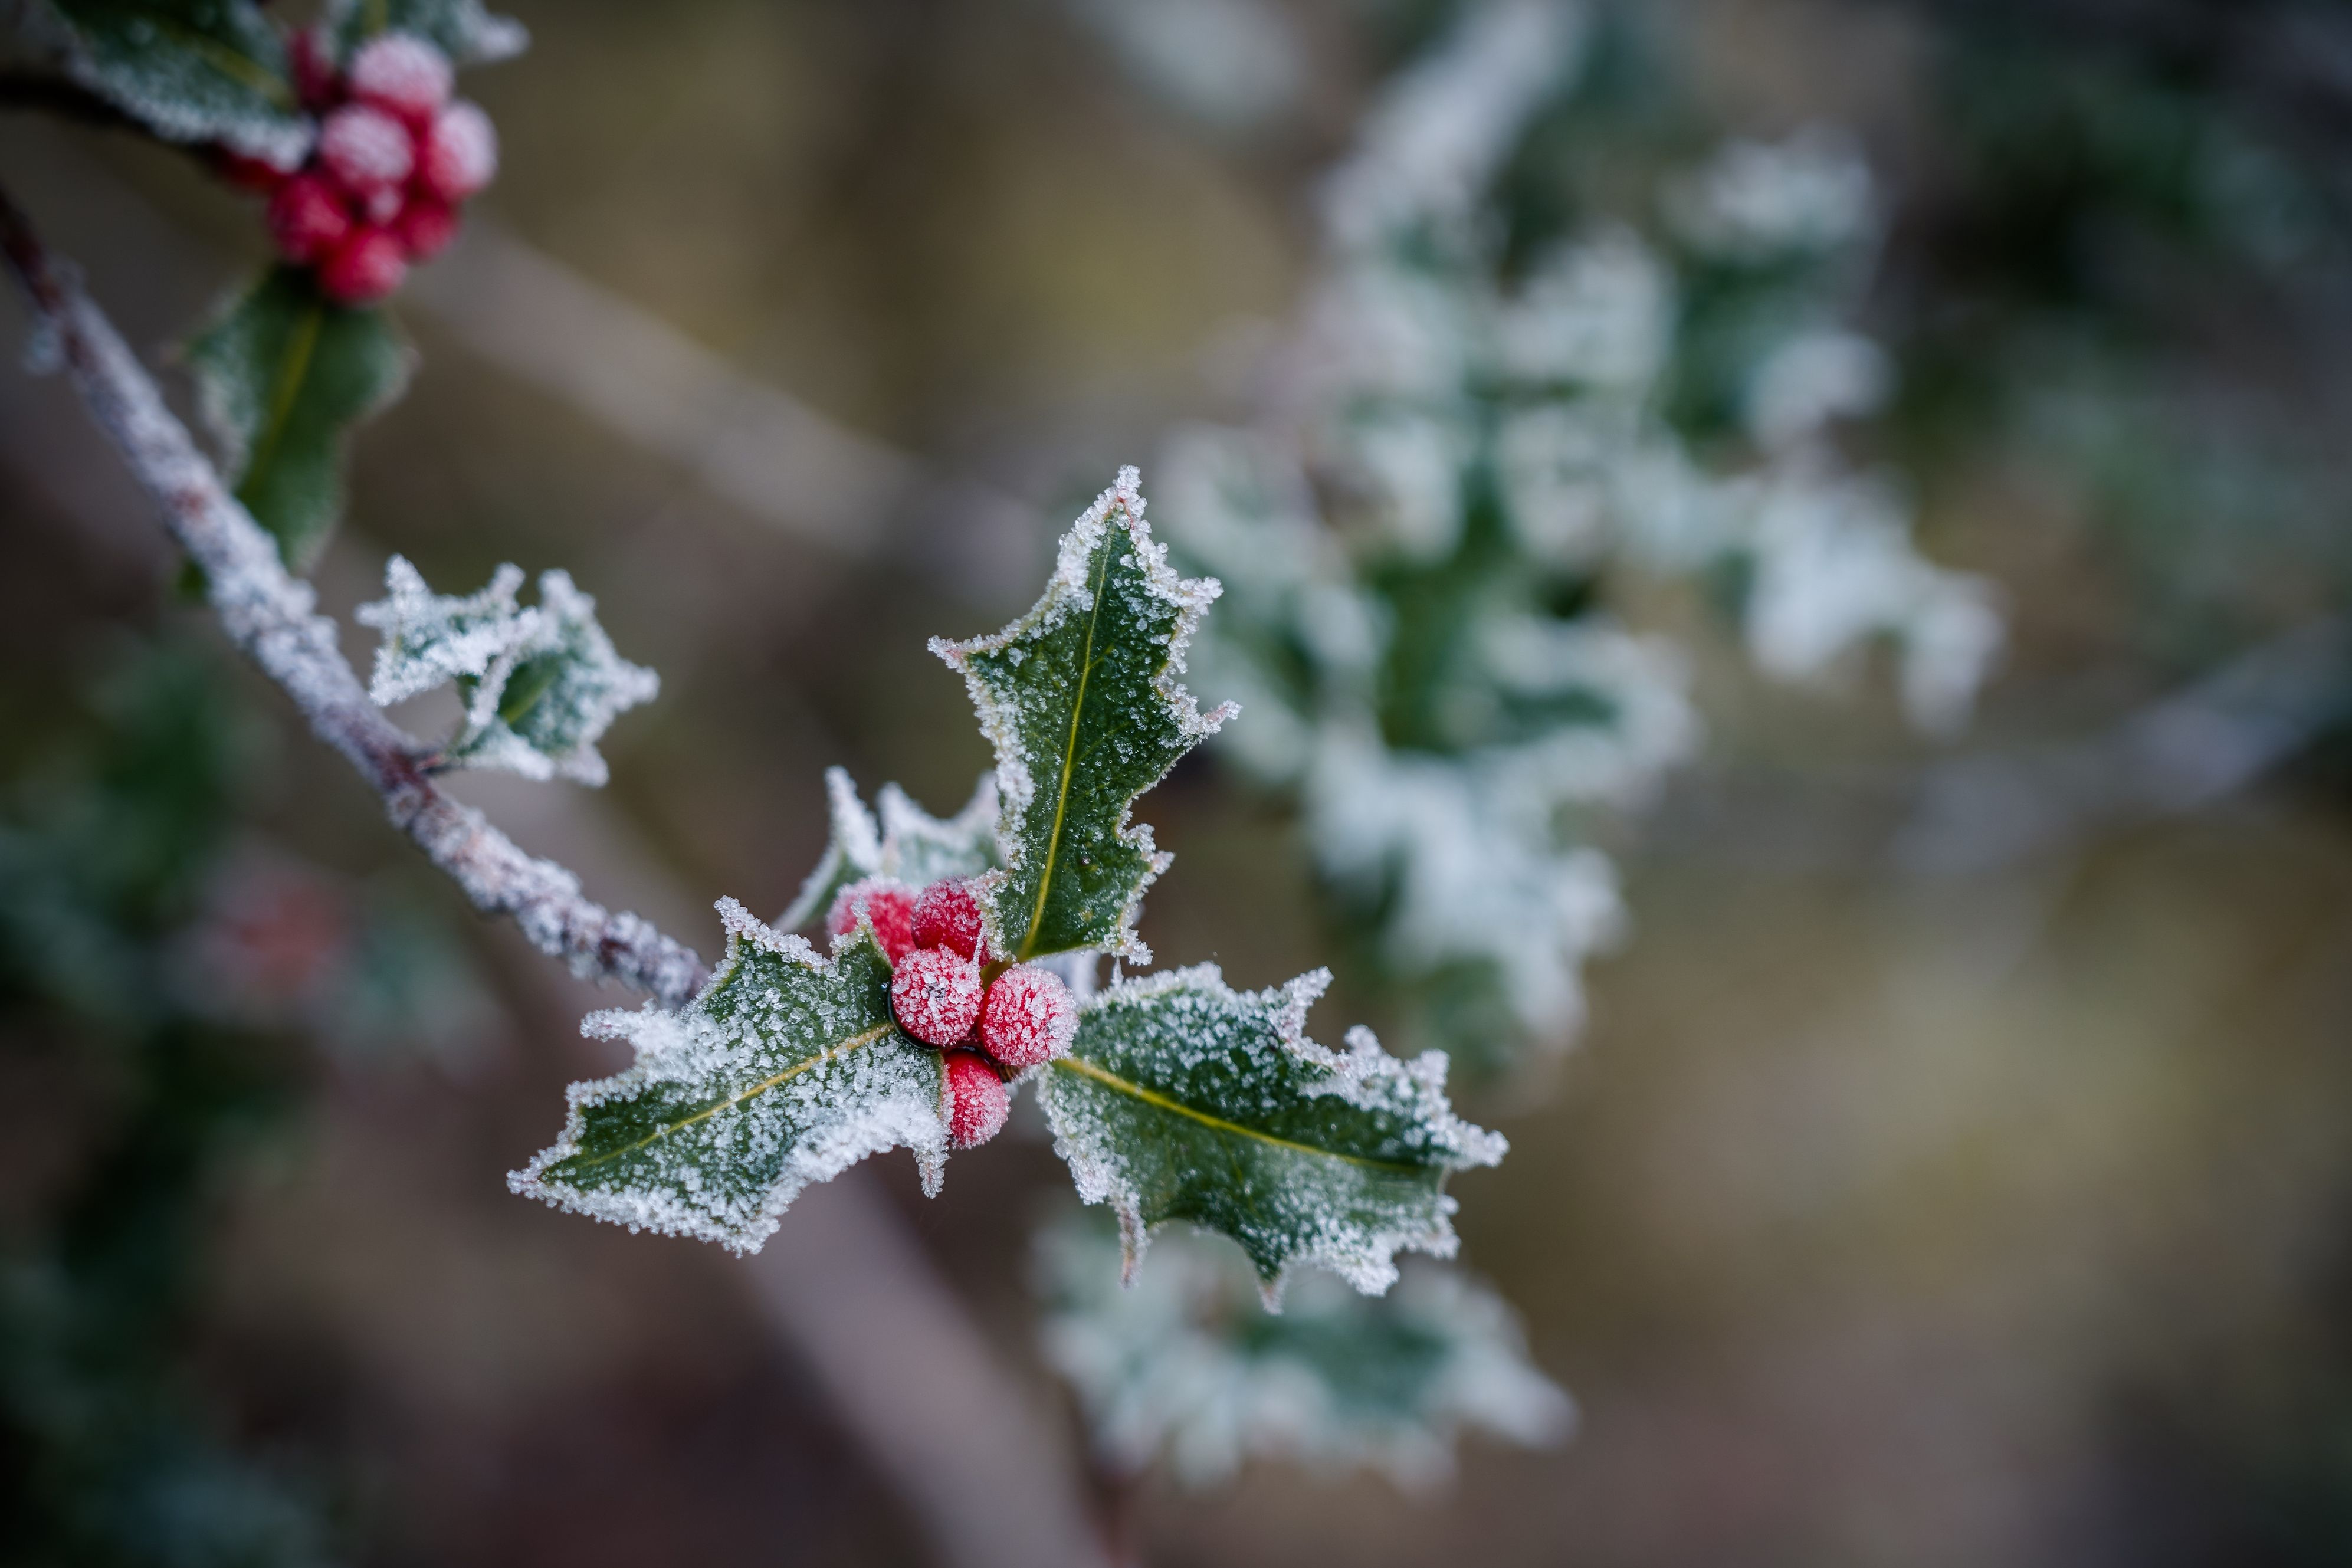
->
[563,1021,897,1171]
[1051,1055,1428,1175]
[237,293,325,512]
[1018,527,1117,959]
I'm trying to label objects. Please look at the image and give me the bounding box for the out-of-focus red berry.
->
[319,103,415,197]
[289,27,340,111]
[318,227,408,304]
[827,878,917,964]
[267,174,353,265]
[347,32,453,127]
[417,101,497,203]
[393,199,460,261]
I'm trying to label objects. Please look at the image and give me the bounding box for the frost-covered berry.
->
[911,878,989,962]
[318,104,415,197]
[267,174,352,265]
[892,946,983,1048]
[318,227,408,304]
[977,964,1077,1070]
[417,101,498,204]
[826,877,916,963]
[393,199,459,260]
[943,1050,1010,1149]
[347,32,453,127]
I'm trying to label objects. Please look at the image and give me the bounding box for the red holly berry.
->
[892,946,983,1048]
[417,101,498,204]
[318,103,415,198]
[267,174,353,265]
[977,964,1077,1070]
[943,1050,1010,1149]
[392,199,459,260]
[317,227,408,304]
[911,878,989,962]
[289,27,340,112]
[826,878,916,963]
[347,32,453,128]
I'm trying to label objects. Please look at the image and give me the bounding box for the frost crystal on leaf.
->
[932,467,1235,966]
[29,0,311,168]
[1037,964,1504,1304]
[778,767,999,933]
[325,0,527,65]
[1037,1211,1573,1487]
[508,899,950,1254]
[355,555,658,785]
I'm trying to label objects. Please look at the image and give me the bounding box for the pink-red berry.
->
[826,877,916,963]
[892,946,983,1048]
[318,227,408,304]
[392,199,460,261]
[318,103,415,198]
[289,27,340,111]
[347,32,453,127]
[977,965,1077,1070]
[417,101,498,204]
[911,878,989,962]
[942,1050,1009,1148]
[267,174,353,265]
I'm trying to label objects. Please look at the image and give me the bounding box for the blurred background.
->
[5,0,2352,1563]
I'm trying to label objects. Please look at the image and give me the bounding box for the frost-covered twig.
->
[0,183,706,1007]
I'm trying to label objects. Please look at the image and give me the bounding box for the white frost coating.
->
[1320,0,1590,252]
[23,1,314,169]
[356,556,660,785]
[776,768,1000,931]
[1042,963,1503,1307]
[0,198,704,1008]
[1037,1215,1572,1487]
[1665,126,1879,263]
[931,467,1236,965]
[508,898,951,1254]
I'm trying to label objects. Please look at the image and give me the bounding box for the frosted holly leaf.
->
[355,557,658,785]
[186,267,413,573]
[509,898,949,1254]
[778,767,1000,933]
[28,0,310,168]
[1037,1210,1573,1487]
[933,466,1235,966]
[1038,963,1504,1303]
[324,0,526,64]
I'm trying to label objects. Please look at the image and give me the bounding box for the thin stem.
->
[0,182,707,1008]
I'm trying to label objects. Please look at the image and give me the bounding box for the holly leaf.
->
[355,555,658,785]
[29,0,309,168]
[1037,1210,1573,1486]
[508,898,950,1254]
[778,767,1000,933]
[186,267,412,573]
[324,0,526,65]
[1036,964,1504,1303]
[933,466,1234,966]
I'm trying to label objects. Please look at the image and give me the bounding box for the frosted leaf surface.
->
[355,556,658,784]
[1036,963,1503,1303]
[1665,126,1878,263]
[777,767,999,932]
[186,267,414,572]
[29,0,310,167]
[509,898,949,1254]
[325,0,526,64]
[1037,1210,1572,1486]
[933,467,1234,966]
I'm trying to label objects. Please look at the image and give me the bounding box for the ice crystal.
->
[1038,963,1504,1304]
[356,555,658,785]
[509,898,949,1253]
[1037,1210,1572,1486]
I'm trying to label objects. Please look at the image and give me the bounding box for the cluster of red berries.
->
[826,877,1078,1151]
[225,31,498,304]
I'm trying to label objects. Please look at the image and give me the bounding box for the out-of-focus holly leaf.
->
[29,0,309,167]
[324,0,525,65]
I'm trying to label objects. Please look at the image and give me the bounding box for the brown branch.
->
[0,181,707,1008]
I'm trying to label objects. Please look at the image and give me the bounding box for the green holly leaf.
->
[324,0,526,64]
[355,556,658,786]
[30,0,309,167]
[1037,1209,1573,1486]
[186,267,412,574]
[933,467,1234,966]
[1037,964,1504,1302]
[508,898,950,1254]
[778,767,1000,933]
